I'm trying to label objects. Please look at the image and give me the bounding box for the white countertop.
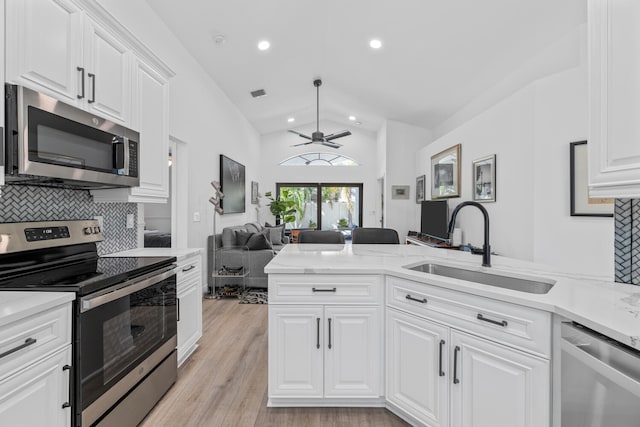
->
[265,244,640,350]
[104,247,203,262]
[0,292,74,327]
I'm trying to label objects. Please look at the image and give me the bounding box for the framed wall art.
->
[220,155,246,214]
[251,181,259,204]
[416,175,425,204]
[570,141,613,217]
[431,144,461,199]
[472,155,496,202]
[391,185,410,200]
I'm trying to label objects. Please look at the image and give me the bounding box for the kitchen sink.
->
[406,263,555,294]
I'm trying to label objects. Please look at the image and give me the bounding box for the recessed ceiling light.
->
[287,117,295,123]
[369,39,382,49]
[348,115,356,121]
[355,121,362,125]
[258,40,270,51]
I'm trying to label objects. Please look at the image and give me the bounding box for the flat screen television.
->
[420,200,449,241]
[220,155,246,214]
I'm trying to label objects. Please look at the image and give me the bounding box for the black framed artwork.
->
[569,141,613,217]
[220,155,246,214]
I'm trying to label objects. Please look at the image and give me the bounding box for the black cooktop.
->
[0,245,176,296]
[0,219,176,296]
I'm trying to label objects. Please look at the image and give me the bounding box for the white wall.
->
[260,120,379,227]
[97,0,261,251]
[383,120,433,239]
[414,28,614,278]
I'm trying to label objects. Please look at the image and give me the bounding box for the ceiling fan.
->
[289,79,351,149]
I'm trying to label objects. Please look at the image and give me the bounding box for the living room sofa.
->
[207,222,288,290]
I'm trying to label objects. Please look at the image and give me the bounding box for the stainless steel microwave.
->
[4,84,140,189]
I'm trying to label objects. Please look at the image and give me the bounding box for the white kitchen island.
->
[265,243,640,427]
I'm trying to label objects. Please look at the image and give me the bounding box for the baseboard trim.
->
[268,397,386,407]
[385,400,428,427]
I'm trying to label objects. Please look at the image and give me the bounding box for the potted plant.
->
[337,218,349,228]
[265,190,297,225]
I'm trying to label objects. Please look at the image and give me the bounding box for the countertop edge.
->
[0,292,75,327]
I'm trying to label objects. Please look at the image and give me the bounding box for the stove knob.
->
[94,226,101,234]
[84,227,93,235]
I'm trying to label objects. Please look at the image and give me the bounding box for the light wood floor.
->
[141,298,409,427]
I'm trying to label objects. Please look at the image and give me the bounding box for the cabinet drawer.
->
[269,275,382,304]
[387,277,551,358]
[0,303,72,380]
[177,254,201,284]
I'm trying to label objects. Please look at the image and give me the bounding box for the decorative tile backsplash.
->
[0,185,137,255]
[614,198,640,285]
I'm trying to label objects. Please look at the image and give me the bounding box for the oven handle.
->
[80,265,176,313]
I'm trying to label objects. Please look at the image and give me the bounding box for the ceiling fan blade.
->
[321,140,342,149]
[324,130,351,141]
[288,129,312,140]
[291,141,314,147]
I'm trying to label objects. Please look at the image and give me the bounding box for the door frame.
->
[275,182,364,230]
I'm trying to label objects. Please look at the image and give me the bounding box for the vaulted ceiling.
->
[147,0,586,135]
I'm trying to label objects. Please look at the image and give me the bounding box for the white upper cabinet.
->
[83,17,131,124]
[6,0,131,124]
[6,0,83,104]
[588,0,640,197]
[130,60,169,200]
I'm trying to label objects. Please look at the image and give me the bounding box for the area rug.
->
[213,286,268,304]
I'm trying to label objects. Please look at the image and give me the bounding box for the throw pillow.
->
[246,229,272,250]
[264,222,285,244]
[244,222,262,233]
[235,231,254,247]
[265,224,285,245]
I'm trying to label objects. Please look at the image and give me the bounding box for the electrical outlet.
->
[93,216,104,229]
[193,212,201,222]
[126,214,134,229]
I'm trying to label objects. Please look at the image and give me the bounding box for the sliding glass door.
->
[276,183,363,234]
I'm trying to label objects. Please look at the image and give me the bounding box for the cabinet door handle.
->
[177,298,180,322]
[312,287,336,293]
[406,294,427,304]
[477,313,508,327]
[328,318,332,349]
[0,337,37,359]
[77,67,85,99]
[453,346,460,384]
[439,340,445,377]
[62,363,72,410]
[316,317,320,349]
[88,73,96,103]
[182,265,196,272]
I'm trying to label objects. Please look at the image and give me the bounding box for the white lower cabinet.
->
[176,253,203,366]
[387,305,550,427]
[0,346,72,427]
[387,308,449,427]
[386,277,551,427]
[450,330,549,427]
[0,298,73,427]
[269,305,382,401]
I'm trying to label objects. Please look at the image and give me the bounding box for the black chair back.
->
[297,230,346,244]
[351,228,400,244]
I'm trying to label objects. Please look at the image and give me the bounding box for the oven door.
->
[78,266,177,426]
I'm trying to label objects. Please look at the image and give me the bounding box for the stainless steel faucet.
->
[447,201,491,267]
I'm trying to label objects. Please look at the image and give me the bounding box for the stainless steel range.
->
[0,220,178,426]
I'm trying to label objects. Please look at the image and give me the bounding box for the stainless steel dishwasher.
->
[560,322,640,427]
